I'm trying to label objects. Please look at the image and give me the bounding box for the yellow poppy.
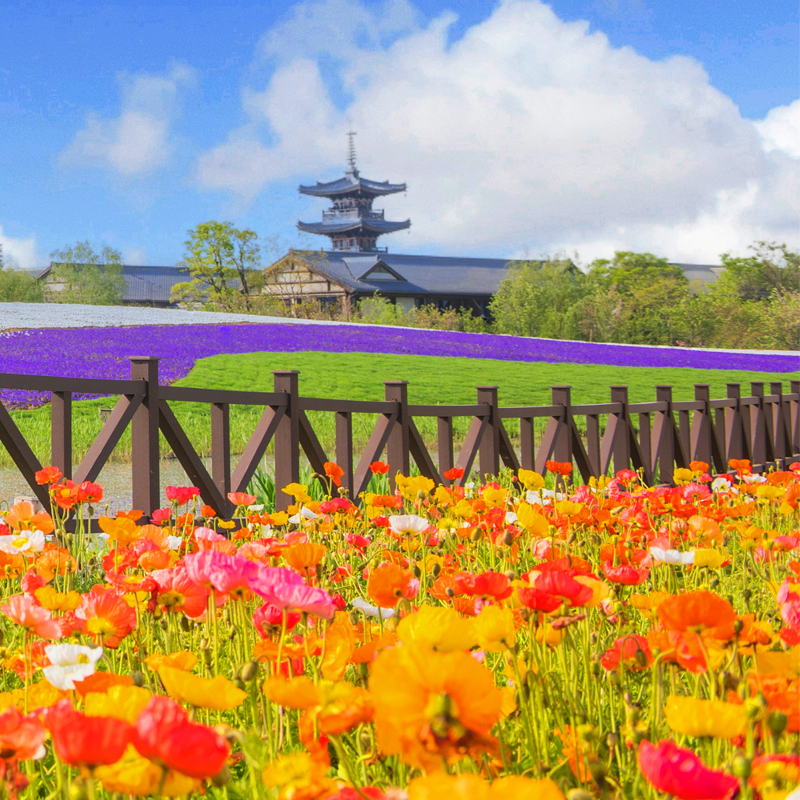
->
[397,605,478,652]
[664,695,746,738]
[472,604,516,652]
[158,666,246,709]
[692,549,728,569]
[95,745,199,797]
[409,773,565,800]
[144,650,198,672]
[516,503,549,536]
[753,647,800,680]
[263,676,320,709]
[518,469,545,491]
[85,685,152,724]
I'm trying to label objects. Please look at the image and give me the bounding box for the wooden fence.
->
[0,357,797,518]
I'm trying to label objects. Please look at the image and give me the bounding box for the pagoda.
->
[298,133,410,252]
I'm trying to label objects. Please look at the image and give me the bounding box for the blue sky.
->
[1,0,798,269]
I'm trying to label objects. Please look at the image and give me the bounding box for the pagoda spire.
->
[297,133,410,253]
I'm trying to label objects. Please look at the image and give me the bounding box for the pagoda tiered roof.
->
[297,217,410,236]
[298,169,407,199]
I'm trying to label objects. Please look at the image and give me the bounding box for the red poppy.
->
[601,561,649,585]
[0,706,47,761]
[517,587,561,613]
[132,696,229,779]
[34,465,63,485]
[638,739,738,800]
[45,700,132,768]
[533,571,593,607]
[545,460,573,476]
[443,467,465,481]
[369,461,390,475]
[74,481,103,504]
[165,486,200,505]
[454,571,513,600]
[600,635,652,670]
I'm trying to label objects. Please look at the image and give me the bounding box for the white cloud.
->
[194,0,800,263]
[0,226,39,271]
[61,63,197,177]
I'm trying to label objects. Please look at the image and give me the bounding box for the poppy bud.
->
[202,647,213,666]
[519,608,530,623]
[590,662,601,676]
[431,563,441,578]
[766,762,785,781]
[709,577,719,589]
[446,587,455,598]
[742,589,752,601]
[767,710,788,736]
[131,671,145,687]
[745,696,766,719]
[211,766,231,787]
[567,533,576,545]
[349,612,360,626]
[359,662,370,680]
[412,565,421,579]
[233,678,246,691]
[608,672,620,687]
[359,730,372,752]
[733,619,744,634]
[634,647,649,668]
[0,630,5,646]
[606,732,619,748]
[179,616,191,632]
[470,529,482,543]
[588,759,607,783]
[732,756,751,779]
[502,531,514,546]
[316,563,324,582]
[567,790,593,800]
[241,661,259,682]
[159,618,168,630]
[200,638,209,649]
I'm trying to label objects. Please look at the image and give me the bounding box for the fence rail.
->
[0,357,797,518]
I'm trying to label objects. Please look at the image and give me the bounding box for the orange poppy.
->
[283,543,327,572]
[657,590,736,633]
[5,501,54,535]
[367,563,416,608]
[369,641,502,771]
[323,462,345,487]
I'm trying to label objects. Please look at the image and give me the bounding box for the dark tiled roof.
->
[300,253,723,297]
[122,266,190,303]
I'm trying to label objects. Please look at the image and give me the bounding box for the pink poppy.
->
[1,594,62,640]
[248,568,336,619]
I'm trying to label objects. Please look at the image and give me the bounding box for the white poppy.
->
[742,474,767,484]
[248,504,265,512]
[167,536,183,551]
[504,511,518,524]
[351,596,394,619]
[388,515,430,536]
[650,547,694,566]
[288,506,320,525]
[711,477,737,494]
[0,529,45,555]
[42,643,104,690]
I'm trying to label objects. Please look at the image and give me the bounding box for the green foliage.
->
[0,245,44,303]
[716,241,800,300]
[172,221,262,309]
[489,257,582,339]
[48,241,126,305]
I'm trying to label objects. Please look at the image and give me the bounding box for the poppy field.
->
[0,457,797,800]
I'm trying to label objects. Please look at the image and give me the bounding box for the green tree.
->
[489,256,585,338]
[171,221,261,310]
[0,244,44,303]
[574,252,691,345]
[714,241,800,300]
[48,242,125,305]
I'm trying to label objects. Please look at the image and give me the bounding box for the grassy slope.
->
[4,350,792,470]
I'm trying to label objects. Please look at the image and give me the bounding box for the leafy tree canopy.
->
[49,241,125,305]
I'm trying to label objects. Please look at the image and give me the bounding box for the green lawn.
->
[4,351,796,470]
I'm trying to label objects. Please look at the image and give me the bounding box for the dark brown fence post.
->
[130,357,160,516]
[273,371,300,511]
[478,386,500,479]
[654,386,674,484]
[610,386,630,475]
[770,382,786,468]
[210,403,231,500]
[750,382,767,468]
[385,381,409,491]
[791,380,800,456]
[335,411,354,497]
[552,386,573,484]
[691,384,712,466]
[51,391,72,479]
[437,417,454,483]
[725,383,744,463]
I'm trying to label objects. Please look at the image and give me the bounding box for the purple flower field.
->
[0,323,796,408]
